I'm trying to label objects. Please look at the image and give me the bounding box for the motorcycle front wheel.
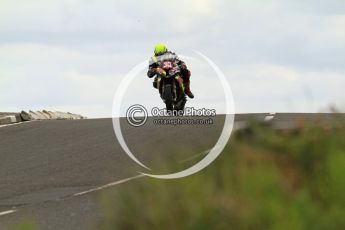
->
[163,84,174,111]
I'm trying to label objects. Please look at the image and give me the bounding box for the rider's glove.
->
[156,68,166,76]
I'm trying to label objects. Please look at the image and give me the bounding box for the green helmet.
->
[154,43,167,56]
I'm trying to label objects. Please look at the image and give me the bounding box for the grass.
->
[97,117,345,230]
[9,221,37,230]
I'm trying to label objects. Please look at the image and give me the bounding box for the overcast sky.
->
[1,0,344,117]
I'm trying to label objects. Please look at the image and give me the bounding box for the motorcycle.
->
[156,58,186,112]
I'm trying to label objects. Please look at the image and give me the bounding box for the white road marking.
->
[0,120,35,128]
[264,113,276,121]
[264,116,274,121]
[73,149,216,197]
[73,174,146,197]
[0,210,16,217]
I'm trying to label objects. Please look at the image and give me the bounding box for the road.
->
[0,113,342,229]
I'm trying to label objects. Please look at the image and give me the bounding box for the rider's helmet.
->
[154,43,168,56]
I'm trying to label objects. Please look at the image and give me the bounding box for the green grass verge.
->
[97,118,345,230]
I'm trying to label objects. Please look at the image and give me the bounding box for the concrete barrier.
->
[2,110,85,124]
[28,111,41,120]
[42,110,55,119]
[0,115,17,125]
[54,111,84,120]
[53,111,67,120]
[20,111,33,121]
[35,111,49,120]
[68,112,85,120]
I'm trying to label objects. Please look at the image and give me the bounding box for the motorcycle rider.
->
[147,43,194,99]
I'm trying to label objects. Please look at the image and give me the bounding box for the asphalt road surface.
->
[0,113,342,229]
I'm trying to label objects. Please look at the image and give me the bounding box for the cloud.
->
[0,0,344,116]
[0,43,121,117]
[226,63,345,112]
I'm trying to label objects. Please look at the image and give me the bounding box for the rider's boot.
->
[184,82,194,99]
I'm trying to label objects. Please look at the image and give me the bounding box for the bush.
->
[97,118,345,230]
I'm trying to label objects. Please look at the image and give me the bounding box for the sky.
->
[1,0,344,117]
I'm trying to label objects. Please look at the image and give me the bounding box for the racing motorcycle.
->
[156,58,186,112]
